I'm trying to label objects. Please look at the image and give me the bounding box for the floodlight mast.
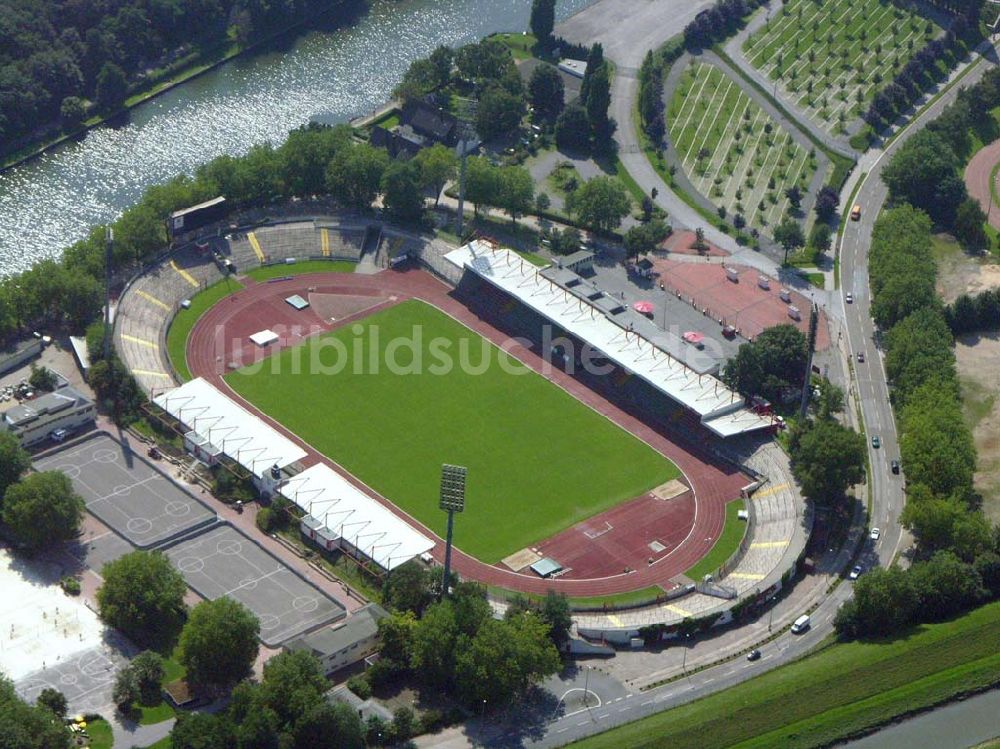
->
[439,464,467,597]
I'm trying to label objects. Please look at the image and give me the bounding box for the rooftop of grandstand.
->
[152,377,307,479]
[445,241,772,438]
[280,463,434,572]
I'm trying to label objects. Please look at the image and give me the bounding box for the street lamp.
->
[439,464,467,597]
[584,665,592,710]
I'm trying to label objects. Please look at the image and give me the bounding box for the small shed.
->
[530,557,563,578]
[249,329,279,347]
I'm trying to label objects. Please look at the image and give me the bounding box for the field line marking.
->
[121,334,158,349]
[136,290,170,311]
[248,231,266,263]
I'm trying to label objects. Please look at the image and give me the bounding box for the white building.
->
[1,385,95,446]
[283,603,388,676]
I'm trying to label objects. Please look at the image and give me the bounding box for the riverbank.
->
[0,5,355,174]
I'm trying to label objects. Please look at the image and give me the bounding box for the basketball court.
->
[35,433,217,549]
[163,524,346,646]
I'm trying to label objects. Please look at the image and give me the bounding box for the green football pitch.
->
[226,300,680,563]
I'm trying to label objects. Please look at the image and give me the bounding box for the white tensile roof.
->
[280,463,434,572]
[444,241,771,438]
[153,377,307,479]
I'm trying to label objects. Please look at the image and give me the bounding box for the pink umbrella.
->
[633,300,654,314]
[683,331,705,344]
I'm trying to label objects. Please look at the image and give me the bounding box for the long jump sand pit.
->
[164,524,346,647]
[35,433,217,549]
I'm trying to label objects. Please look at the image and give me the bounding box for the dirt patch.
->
[934,233,1000,304]
[955,332,1000,522]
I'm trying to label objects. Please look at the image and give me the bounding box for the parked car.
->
[50,428,69,442]
[747,649,761,661]
[891,460,900,475]
[871,435,880,448]
[857,351,865,362]
[870,527,881,540]
[845,292,853,304]
[849,565,863,580]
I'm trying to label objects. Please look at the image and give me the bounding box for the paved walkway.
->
[965,138,1000,231]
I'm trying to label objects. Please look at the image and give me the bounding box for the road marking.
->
[132,369,172,379]
[750,540,788,549]
[136,290,170,311]
[598,713,610,720]
[248,231,266,262]
[557,728,568,733]
[752,482,789,499]
[321,228,330,256]
[620,705,632,712]
[641,700,654,706]
[170,260,200,288]
[577,721,588,726]
[121,334,158,349]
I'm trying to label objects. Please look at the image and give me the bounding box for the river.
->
[0,0,593,276]
[841,688,1000,749]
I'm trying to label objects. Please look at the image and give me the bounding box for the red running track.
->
[187,268,748,597]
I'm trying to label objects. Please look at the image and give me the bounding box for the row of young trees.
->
[944,286,1000,335]
[683,0,765,50]
[834,204,993,639]
[863,4,982,132]
[0,0,355,156]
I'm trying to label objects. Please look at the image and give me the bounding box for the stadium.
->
[115,215,807,619]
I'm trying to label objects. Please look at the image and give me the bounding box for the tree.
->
[773,218,805,263]
[383,560,434,614]
[0,431,30,506]
[454,613,561,707]
[624,220,670,258]
[411,601,459,689]
[555,103,591,151]
[808,222,832,254]
[566,176,631,231]
[790,419,866,508]
[497,166,534,223]
[256,651,328,726]
[326,143,389,211]
[131,651,165,705]
[785,185,803,211]
[723,324,808,401]
[0,675,73,749]
[60,96,86,130]
[281,123,352,198]
[36,687,67,718]
[235,706,281,749]
[954,198,988,250]
[882,129,967,225]
[900,490,991,561]
[529,63,565,120]
[834,566,919,639]
[530,0,556,41]
[2,471,84,553]
[909,550,986,621]
[95,62,127,111]
[476,84,524,141]
[584,62,612,144]
[113,666,140,714]
[377,610,417,666]
[540,591,572,648]
[899,380,977,498]
[28,364,58,392]
[381,159,425,223]
[814,185,839,222]
[170,713,235,749]
[97,551,187,648]
[391,706,416,742]
[291,700,364,749]
[465,156,501,216]
[413,144,457,208]
[180,598,260,691]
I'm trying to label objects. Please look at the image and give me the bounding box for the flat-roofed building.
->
[1,385,95,446]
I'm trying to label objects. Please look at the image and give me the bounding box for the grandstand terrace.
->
[445,241,771,438]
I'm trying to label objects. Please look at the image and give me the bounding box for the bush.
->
[256,507,275,533]
[60,576,81,595]
[346,675,372,700]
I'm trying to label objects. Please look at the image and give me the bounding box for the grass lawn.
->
[668,62,823,236]
[683,500,747,581]
[244,259,357,281]
[226,300,679,563]
[570,600,1000,749]
[742,0,943,134]
[166,277,243,381]
[86,717,114,749]
[491,31,538,61]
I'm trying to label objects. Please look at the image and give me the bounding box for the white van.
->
[791,615,811,634]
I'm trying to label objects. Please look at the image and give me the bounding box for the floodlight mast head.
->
[439,464,467,513]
